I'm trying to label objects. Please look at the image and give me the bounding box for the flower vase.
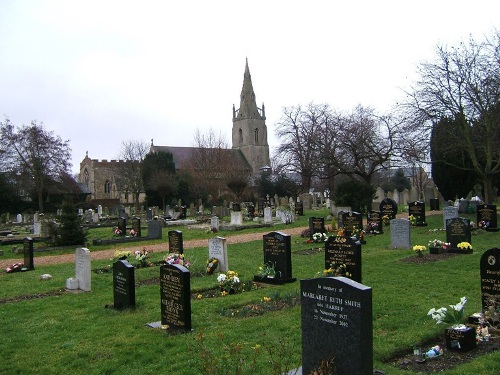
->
[429,246,444,254]
[445,326,476,352]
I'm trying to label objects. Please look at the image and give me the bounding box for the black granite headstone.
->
[117,217,126,236]
[379,197,398,220]
[168,230,183,254]
[446,217,471,250]
[341,211,363,237]
[301,277,373,375]
[160,264,191,331]
[295,201,304,216]
[257,198,265,216]
[113,260,135,310]
[179,206,187,219]
[480,248,500,315]
[131,217,141,237]
[476,204,498,231]
[232,203,241,212]
[147,207,153,221]
[309,217,325,239]
[147,219,162,239]
[325,236,362,283]
[261,231,295,283]
[430,198,440,211]
[248,205,255,218]
[409,201,427,226]
[367,211,383,234]
[23,237,34,270]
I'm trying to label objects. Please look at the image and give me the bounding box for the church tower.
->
[232,59,271,178]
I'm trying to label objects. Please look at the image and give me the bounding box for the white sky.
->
[1,1,498,175]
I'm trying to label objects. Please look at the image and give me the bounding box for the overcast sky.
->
[1,1,498,175]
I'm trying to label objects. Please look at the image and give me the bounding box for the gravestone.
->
[263,207,272,224]
[480,248,500,316]
[210,216,219,231]
[180,206,187,219]
[117,217,126,236]
[168,230,183,254]
[92,212,99,223]
[257,198,265,216]
[379,197,398,220]
[443,206,459,229]
[408,201,427,226]
[23,237,34,271]
[430,198,440,211]
[367,211,383,234]
[230,210,243,226]
[325,235,362,282]
[113,260,136,310]
[446,217,471,250]
[147,219,162,239]
[248,204,255,219]
[341,212,362,237]
[208,236,228,273]
[160,264,191,331]
[301,277,373,375]
[75,248,91,292]
[295,201,304,216]
[16,213,22,223]
[131,217,141,237]
[256,231,295,283]
[309,217,326,239]
[232,203,241,212]
[390,219,411,249]
[476,204,498,231]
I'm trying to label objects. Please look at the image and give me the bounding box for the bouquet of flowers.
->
[368,221,380,234]
[428,296,467,329]
[382,215,390,226]
[322,262,351,278]
[457,242,473,251]
[257,262,276,279]
[130,229,137,237]
[409,215,417,226]
[351,226,364,240]
[478,220,490,229]
[165,253,191,268]
[114,227,122,236]
[413,245,426,257]
[312,232,328,243]
[217,270,241,296]
[113,250,131,261]
[5,262,24,273]
[206,257,219,274]
[428,239,449,249]
[135,247,152,267]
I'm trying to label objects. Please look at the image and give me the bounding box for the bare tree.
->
[404,31,500,203]
[117,140,149,210]
[0,119,72,212]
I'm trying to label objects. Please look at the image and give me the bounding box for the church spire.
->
[234,58,264,121]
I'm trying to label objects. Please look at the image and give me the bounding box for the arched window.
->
[239,128,243,144]
[254,128,259,143]
[104,180,111,194]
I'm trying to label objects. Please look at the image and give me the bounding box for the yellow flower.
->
[221,291,228,297]
[262,296,271,302]
[197,294,202,300]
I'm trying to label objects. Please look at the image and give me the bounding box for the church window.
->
[239,129,243,144]
[104,180,111,194]
[84,169,89,187]
[255,128,259,143]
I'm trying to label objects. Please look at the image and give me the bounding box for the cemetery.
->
[0,205,499,374]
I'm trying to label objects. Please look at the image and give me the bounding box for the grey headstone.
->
[443,206,458,229]
[208,236,228,273]
[390,219,411,249]
[75,248,91,291]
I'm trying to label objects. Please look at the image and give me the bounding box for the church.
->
[79,59,271,207]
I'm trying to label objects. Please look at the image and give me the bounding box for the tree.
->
[404,31,500,203]
[49,198,87,246]
[141,151,177,207]
[333,178,375,213]
[117,140,149,210]
[390,168,411,192]
[0,119,72,212]
[0,172,25,214]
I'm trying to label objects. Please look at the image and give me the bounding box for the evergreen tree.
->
[50,199,87,246]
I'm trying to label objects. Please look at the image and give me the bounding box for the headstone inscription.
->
[477,204,498,231]
[390,219,411,249]
[309,217,326,239]
[168,230,183,254]
[446,217,471,250]
[131,217,141,237]
[23,237,34,271]
[208,236,228,273]
[408,201,427,226]
[117,217,126,236]
[147,219,162,239]
[113,260,136,310]
[480,248,500,317]
[160,264,191,331]
[367,211,383,234]
[256,231,295,283]
[341,211,363,237]
[443,206,459,229]
[75,248,91,292]
[379,197,398,220]
[325,235,362,283]
[301,277,373,375]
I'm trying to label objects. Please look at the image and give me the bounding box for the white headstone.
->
[374,187,385,202]
[34,213,39,223]
[97,205,102,215]
[390,219,411,249]
[75,248,91,291]
[66,277,79,290]
[263,207,272,224]
[208,236,228,273]
[92,213,99,223]
[210,216,219,231]
[443,206,459,229]
[230,211,243,226]
[34,222,41,236]
[392,189,400,204]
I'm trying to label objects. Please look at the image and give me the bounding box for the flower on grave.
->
[428,239,446,248]
[262,296,272,302]
[409,215,417,226]
[114,227,122,235]
[337,228,345,237]
[113,250,131,261]
[351,226,364,240]
[322,262,351,278]
[135,247,152,267]
[257,262,276,279]
[428,296,467,328]
[206,257,219,274]
[457,242,473,251]
[164,253,191,268]
[368,221,380,234]
[413,245,426,257]
[478,220,490,229]
[382,215,390,225]
[312,232,328,243]
[130,229,137,237]
[217,270,241,295]
[5,262,24,273]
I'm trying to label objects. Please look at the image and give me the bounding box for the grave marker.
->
[263,207,272,224]
[295,201,304,216]
[168,230,183,254]
[147,219,162,239]
[210,216,219,231]
[208,236,228,273]
[443,206,459,229]
[113,260,136,309]
[325,235,362,282]
[75,248,91,292]
[301,277,373,375]
[379,197,398,220]
[477,204,498,231]
[446,217,471,250]
[131,217,141,237]
[408,201,427,226]
[23,237,34,271]
[367,211,383,234]
[255,231,295,283]
[341,211,363,237]
[160,264,191,331]
[480,248,500,316]
[390,219,411,249]
[117,217,126,236]
[309,217,326,239]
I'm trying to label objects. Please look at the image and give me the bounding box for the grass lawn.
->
[1,209,499,374]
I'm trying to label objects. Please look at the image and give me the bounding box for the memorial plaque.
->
[443,206,459,229]
[131,217,141,237]
[262,231,295,282]
[160,264,191,331]
[446,217,471,249]
[367,211,383,234]
[309,217,326,239]
[341,211,362,237]
[379,197,398,220]
[23,237,34,271]
[208,236,228,273]
[301,277,373,375]
[113,260,135,310]
[117,217,126,236]
[325,235,361,282]
[168,230,183,254]
[408,201,427,226]
[477,204,498,231]
[390,219,411,249]
[480,248,500,315]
